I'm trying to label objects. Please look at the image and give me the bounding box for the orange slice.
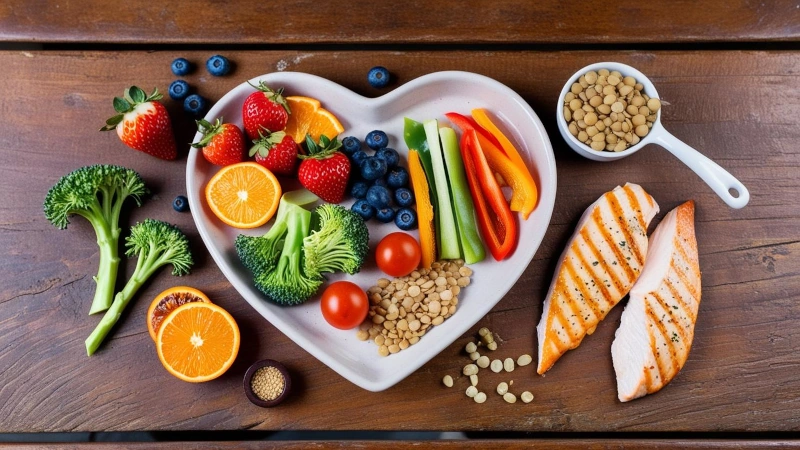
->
[283,96,345,144]
[147,286,212,341]
[205,162,281,229]
[156,302,240,383]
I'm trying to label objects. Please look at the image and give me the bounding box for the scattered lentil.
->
[476,355,490,369]
[443,375,454,388]
[469,351,480,361]
[470,374,479,386]
[503,358,515,372]
[517,354,533,367]
[521,391,534,403]
[465,342,477,353]
[463,364,479,376]
[563,69,661,152]
[497,382,509,395]
[474,392,487,404]
[466,385,478,398]
[490,359,503,373]
[250,366,285,401]
[503,392,517,404]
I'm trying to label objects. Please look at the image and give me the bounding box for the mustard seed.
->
[251,366,285,401]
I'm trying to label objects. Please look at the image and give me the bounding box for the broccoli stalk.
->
[85,219,193,356]
[43,165,147,315]
[303,204,370,276]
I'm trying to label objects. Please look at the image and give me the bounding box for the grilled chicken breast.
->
[612,201,700,402]
[537,183,659,375]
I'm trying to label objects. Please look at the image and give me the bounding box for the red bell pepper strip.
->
[445,112,507,158]
[460,129,517,261]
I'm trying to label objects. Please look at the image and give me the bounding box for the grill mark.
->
[664,277,697,323]
[651,292,685,376]
[644,317,658,392]
[578,228,616,310]
[567,242,605,320]
[547,289,570,353]
[557,265,589,339]
[623,186,652,267]
[671,259,700,306]
[591,205,635,288]
[645,302,668,385]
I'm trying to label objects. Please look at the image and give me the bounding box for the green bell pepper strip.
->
[439,127,485,264]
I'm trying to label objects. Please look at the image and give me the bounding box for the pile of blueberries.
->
[343,130,418,231]
[168,55,232,116]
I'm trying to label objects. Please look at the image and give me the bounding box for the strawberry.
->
[250,129,299,175]
[242,82,290,141]
[101,86,177,160]
[191,118,246,167]
[297,135,350,203]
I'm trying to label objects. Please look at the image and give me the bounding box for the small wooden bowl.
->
[243,359,291,407]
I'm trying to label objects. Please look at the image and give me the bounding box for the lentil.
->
[250,366,285,401]
[469,351,480,361]
[463,364,479,376]
[563,68,660,152]
[503,358,515,372]
[466,385,478,398]
[443,375,454,387]
[470,374,479,386]
[517,354,533,367]
[490,359,503,373]
[497,382,509,395]
[503,392,517,404]
[476,355,490,369]
[521,391,534,403]
[474,392,487,404]
[465,342,477,354]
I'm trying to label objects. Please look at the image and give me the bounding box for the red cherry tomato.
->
[375,232,422,277]
[320,281,369,330]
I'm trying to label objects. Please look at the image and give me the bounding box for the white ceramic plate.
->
[186,71,557,391]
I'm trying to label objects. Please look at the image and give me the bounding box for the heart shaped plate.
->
[186,71,556,391]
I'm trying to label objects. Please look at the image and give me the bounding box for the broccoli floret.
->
[257,201,322,305]
[303,204,370,277]
[43,165,147,315]
[85,219,193,355]
[235,189,323,306]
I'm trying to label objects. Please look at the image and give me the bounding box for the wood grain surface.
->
[0,0,799,45]
[4,441,800,450]
[0,50,798,433]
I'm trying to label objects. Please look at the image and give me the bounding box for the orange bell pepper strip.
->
[445,112,538,219]
[407,150,436,269]
[461,129,517,261]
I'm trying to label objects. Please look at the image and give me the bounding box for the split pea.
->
[443,375,454,387]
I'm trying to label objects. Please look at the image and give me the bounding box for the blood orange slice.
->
[147,286,212,341]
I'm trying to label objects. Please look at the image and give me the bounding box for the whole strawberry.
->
[191,118,246,167]
[101,86,177,160]
[298,134,350,203]
[250,129,299,175]
[242,82,290,141]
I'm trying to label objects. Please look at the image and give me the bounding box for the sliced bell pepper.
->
[445,112,538,220]
[407,150,436,269]
[461,129,517,261]
[472,108,537,186]
[404,118,440,247]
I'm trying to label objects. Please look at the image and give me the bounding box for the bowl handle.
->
[651,127,750,209]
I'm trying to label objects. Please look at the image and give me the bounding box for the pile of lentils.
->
[357,260,472,356]
[563,69,661,152]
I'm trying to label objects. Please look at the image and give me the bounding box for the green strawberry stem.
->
[100,86,163,132]
[300,134,342,160]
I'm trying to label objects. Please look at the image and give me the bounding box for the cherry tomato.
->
[375,232,421,277]
[320,281,369,330]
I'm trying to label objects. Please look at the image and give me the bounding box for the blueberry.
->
[350,150,368,166]
[350,181,369,199]
[171,58,192,76]
[365,130,389,150]
[183,94,208,116]
[341,136,361,155]
[387,166,409,189]
[375,207,396,223]
[172,195,189,212]
[394,208,418,230]
[360,157,387,181]
[394,187,414,207]
[351,200,375,221]
[372,177,388,188]
[168,80,190,101]
[366,185,392,209]
[367,66,391,88]
[206,55,231,76]
[375,147,400,168]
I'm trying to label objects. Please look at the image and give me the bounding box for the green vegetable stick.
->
[423,119,460,260]
[404,118,440,247]
[439,127,486,264]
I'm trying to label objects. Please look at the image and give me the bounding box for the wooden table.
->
[2,1,799,447]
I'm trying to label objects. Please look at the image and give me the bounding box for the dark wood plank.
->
[0,50,798,433]
[4,441,800,449]
[0,0,798,45]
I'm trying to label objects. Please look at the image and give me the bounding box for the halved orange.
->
[156,302,240,383]
[283,96,345,144]
[147,286,212,341]
[205,162,281,229]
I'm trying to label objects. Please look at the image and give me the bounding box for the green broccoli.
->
[235,189,323,306]
[303,204,370,277]
[43,165,147,315]
[85,219,193,355]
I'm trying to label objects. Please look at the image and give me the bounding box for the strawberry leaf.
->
[129,86,146,104]
[99,114,124,131]
[113,97,131,113]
